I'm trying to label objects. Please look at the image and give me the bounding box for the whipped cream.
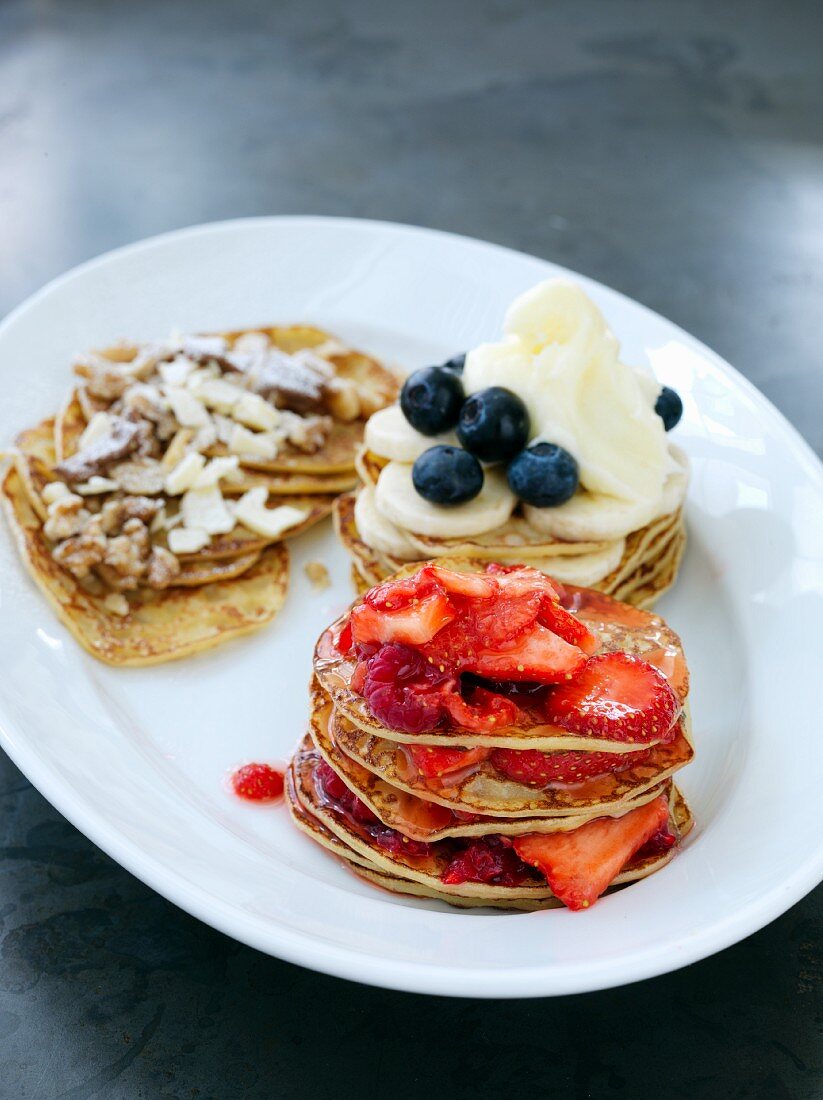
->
[464,280,676,504]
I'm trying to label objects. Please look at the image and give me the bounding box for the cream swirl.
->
[463,279,677,504]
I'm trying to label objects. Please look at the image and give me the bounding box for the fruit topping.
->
[536,595,599,655]
[464,623,587,683]
[513,793,671,909]
[490,745,651,787]
[543,652,678,743]
[315,759,435,857]
[408,744,491,779]
[341,563,608,731]
[441,835,533,887]
[439,684,519,731]
[315,760,377,824]
[456,386,530,464]
[443,353,466,374]
[230,763,285,802]
[420,563,498,600]
[400,366,464,435]
[359,643,519,734]
[507,441,579,507]
[360,644,450,734]
[655,385,683,431]
[412,445,484,505]
[350,589,456,646]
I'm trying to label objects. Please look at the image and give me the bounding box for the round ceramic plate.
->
[1,217,821,998]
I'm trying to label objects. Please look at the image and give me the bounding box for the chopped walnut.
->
[100,496,160,534]
[43,494,89,541]
[73,352,151,401]
[120,384,177,441]
[146,545,181,589]
[52,530,107,578]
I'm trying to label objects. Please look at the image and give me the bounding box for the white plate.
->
[1,217,821,999]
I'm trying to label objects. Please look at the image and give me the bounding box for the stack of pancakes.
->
[287,564,694,910]
[3,325,398,665]
[334,446,688,610]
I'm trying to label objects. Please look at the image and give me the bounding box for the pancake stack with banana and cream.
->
[287,560,694,911]
[335,280,689,608]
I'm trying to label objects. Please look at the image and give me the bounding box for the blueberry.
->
[412,445,483,505]
[655,386,683,432]
[443,353,466,374]
[507,442,578,507]
[457,386,530,464]
[400,366,464,435]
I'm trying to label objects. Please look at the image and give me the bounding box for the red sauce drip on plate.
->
[231,763,285,802]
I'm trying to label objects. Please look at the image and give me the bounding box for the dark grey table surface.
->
[1,1,821,1096]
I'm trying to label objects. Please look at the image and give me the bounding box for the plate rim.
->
[1,214,821,999]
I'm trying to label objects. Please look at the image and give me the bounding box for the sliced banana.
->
[524,539,626,587]
[364,405,457,463]
[524,490,659,543]
[354,485,419,560]
[375,461,516,538]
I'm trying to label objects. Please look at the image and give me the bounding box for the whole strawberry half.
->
[513,793,672,909]
[543,652,678,743]
[490,745,652,787]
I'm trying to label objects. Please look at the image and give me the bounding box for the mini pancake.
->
[289,741,693,904]
[222,468,357,497]
[209,324,399,475]
[329,702,693,818]
[336,483,687,609]
[306,705,671,842]
[285,762,553,908]
[313,561,688,750]
[165,494,335,562]
[1,466,290,666]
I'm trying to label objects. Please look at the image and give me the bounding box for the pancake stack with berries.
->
[334,280,689,609]
[287,560,693,911]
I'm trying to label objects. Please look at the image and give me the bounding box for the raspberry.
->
[361,644,450,733]
[370,828,435,858]
[315,761,378,825]
[441,835,532,887]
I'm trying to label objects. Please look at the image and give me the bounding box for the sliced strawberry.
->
[544,652,678,743]
[419,564,497,600]
[490,745,652,787]
[538,599,599,656]
[336,618,353,655]
[350,659,368,694]
[471,622,587,683]
[350,591,456,647]
[513,794,671,909]
[469,592,543,646]
[440,685,519,731]
[408,744,490,778]
[486,563,559,601]
[364,572,439,612]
